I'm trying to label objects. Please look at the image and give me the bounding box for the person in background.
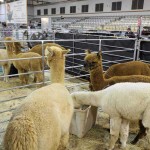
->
[125,27,135,38]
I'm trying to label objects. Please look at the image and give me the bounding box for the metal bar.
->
[102,52,132,59]
[41,40,45,85]
[101,43,135,50]
[0,108,15,114]
[1,38,136,43]
[0,82,43,92]
[0,96,26,103]
[0,70,42,78]
[0,56,43,62]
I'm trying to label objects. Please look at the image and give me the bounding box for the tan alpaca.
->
[3,83,74,150]
[3,43,73,150]
[29,43,67,56]
[4,37,43,84]
[45,46,70,84]
[0,49,11,82]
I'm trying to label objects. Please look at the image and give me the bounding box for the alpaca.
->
[3,83,74,150]
[71,82,150,150]
[29,43,67,56]
[44,46,70,84]
[104,60,150,79]
[0,49,11,82]
[84,50,150,91]
[4,37,43,85]
[84,50,150,144]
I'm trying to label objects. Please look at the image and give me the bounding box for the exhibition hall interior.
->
[0,0,150,150]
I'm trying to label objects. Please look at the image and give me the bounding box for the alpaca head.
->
[4,37,14,51]
[84,49,102,71]
[13,42,24,49]
[45,46,70,67]
[12,42,24,54]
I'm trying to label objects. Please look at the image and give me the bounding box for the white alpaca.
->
[71,82,150,150]
[3,83,74,150]
[0,49,11,82]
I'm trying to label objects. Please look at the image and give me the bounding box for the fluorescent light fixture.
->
[0,0,4,2]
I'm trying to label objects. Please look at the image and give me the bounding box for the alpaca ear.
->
[45,46,54,57]
[62,49,70,55]
[97,51,102,59]
[85,49,91,55]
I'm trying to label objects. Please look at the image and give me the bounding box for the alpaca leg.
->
[3,64,11,82]
[109,117,122,150]
[18,69,27,84]
[146,128,150,146]
[35,72,43,87]
[33,75,37,83]
[131,120,146,144]
[142,105,150,144]
[59,132,69,150]
[119,119,129,148]
[2,66,6,82]
[24,71,29,84]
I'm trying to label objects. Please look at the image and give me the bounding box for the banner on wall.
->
[6,0,27,24]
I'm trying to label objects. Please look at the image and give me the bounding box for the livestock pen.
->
[0,36,149,150]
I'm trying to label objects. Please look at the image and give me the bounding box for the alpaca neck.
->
[75,90,104,107]
[90,62,109,90]
[50,58,65,84]
[6,45,16,59]
[14,46,22,55]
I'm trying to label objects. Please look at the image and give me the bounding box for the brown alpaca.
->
[84,50,150,91]
[104,61,150,79]
[44,46,70,84]
[29,43,67,56]
[84,50,150,144]
[5,37,43,85]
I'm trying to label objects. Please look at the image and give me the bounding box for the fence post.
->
[133,39,138,61]
[73,33,75,73]
[136,39,141,61]
[41,40,45,85]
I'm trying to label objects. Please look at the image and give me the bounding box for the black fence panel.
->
[101,39,136,70]
[139,41,150,61]
[55,33,74,75]
[55,33,136,80]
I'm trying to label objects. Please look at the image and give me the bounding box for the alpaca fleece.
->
[104,61,150,79]
[0,49,11,82]
[4,37,43,84]
[29,43,67,56]
[71,82,150,150]
[4,83,74,150]
[84,51,150,91]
